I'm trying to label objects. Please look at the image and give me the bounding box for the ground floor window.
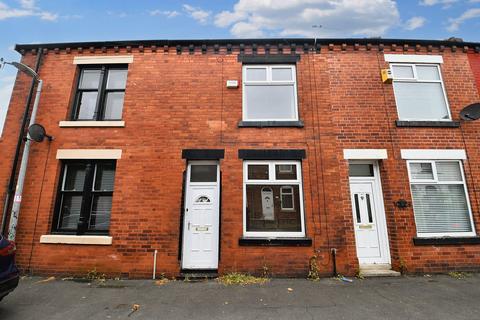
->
[243,160,305,237]
[53,160,116,234]
[407,160,475,237]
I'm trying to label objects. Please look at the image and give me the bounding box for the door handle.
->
[188,221,190,230]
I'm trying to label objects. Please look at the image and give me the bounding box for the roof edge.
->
[14,37,480,53]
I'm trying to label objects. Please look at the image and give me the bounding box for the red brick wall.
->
[469,52,480,94]
[1,44,480,278]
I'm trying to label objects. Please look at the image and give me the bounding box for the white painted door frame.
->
[349,160,391,265]
[182,161,220,270]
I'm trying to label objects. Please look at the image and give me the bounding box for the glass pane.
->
[94,162,116,191]
[77,92,98,120]
[64,164,86,191]
[59,195,82,229]
[190,165,217,182]
[411,184,472,234]
[416,65,440,81]
[392,65,414,79]
[436,162,462,182]
[272,68,293,81]
[275,164,297,180]
[104,92,125,120]
[366,194,373,223]
[245,85,296,120]
[393,82,449,120]
[79,69,101,89]
[246,68,267,81]
[410,163,434,180]
[349,164,374,177]
[248,165,269,180]
[354,194,361,223]
[281,186,294,210]
[246,184,301,232]
[106,69,128,89]
[89,195,112,231]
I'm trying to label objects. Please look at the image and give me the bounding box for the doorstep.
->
[359,264,401,277]
[178,269,218,281]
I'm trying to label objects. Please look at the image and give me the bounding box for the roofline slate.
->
[14,37,480,53]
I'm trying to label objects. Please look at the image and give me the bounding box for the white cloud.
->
[214,0,400,38]
[405,16,426,30]
[39,11,58,21]
[150,10,180,18]
[447,8,480,31]
[419,0,458,8]
[183,4,211,24]
[19,0,35,9]
[0,0,57,21]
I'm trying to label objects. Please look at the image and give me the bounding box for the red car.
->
[0,235,19,301]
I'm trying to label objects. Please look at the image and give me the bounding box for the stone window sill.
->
[238,120,304,128]
[59,121,125,128]
[413,236,480,246]
[40,235,112,245]
[395,120,460,128]
[238,237,312,247]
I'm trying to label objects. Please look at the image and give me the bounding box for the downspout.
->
[1,48,43,235]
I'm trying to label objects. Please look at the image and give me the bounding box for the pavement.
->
[1,274,480,320]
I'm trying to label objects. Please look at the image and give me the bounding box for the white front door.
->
[182,161,220,270]
[349,162,390,265]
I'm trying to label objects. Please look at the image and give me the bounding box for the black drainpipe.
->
[1,48,43,235]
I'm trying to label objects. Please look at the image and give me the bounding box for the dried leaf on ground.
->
[35,276,55,284]
[217,273,269,286]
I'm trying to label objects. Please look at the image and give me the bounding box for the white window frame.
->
[242,65,299,122]
[406,160,476,237]
[390,63,451,121]
[243,160,305,238]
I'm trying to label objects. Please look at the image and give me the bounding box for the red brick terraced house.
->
[1,38,480,278]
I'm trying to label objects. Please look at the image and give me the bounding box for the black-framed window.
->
[71,65,128,121]
[53,160,116,235]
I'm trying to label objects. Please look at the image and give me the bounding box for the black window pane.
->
[104,92,125,120]
[89,195,112,231]
[79,69,101,89]
[247,165,269,180]
[246,184,301,232]
[94,163,116,191]
[64,164,86,191]
[77,92,98,120]
[275,164,297,180]
[190,165,217,182]
[58,195,82,229]
[349,164,374,177]
[106,69,128,89]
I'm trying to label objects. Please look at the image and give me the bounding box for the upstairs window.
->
[53,160,116,234]
[242,65,298,121]
[407,160,475,237]
[391,63,450,121]
[72,66,128,121]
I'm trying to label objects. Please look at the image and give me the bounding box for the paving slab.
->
[1,274,479,320]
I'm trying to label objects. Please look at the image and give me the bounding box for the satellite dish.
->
[28,124,52,142]
[460,103,480,121]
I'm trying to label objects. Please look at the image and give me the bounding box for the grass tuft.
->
[448,271,470,280]
[217,272,269,286]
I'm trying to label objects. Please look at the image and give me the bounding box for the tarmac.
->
[1,273,480,319]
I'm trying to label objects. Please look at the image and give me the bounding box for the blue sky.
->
[1,0,480,135]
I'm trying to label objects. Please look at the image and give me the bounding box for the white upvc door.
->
[349,162,391,265]
[182,161,220,270]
